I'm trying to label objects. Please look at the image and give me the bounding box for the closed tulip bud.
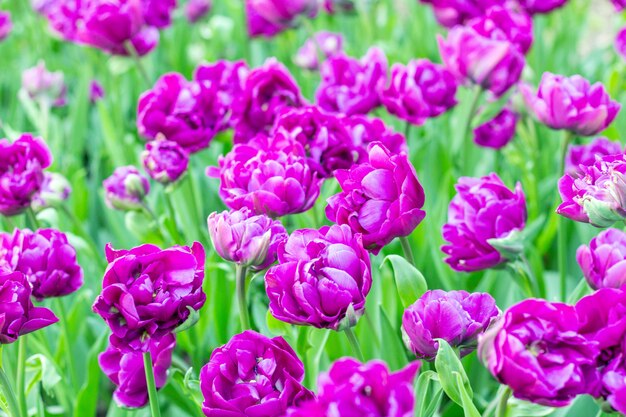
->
[473,107,518,149]
[558,154,626,227]
[207,207,288,271]
[21,61,67,107]
[521,73,621,136]
[402,290,500,360]
[103,166,150,211]
[141,139,189,185]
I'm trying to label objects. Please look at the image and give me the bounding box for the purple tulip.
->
[326,143,426,254]
[93,242,205,351]
[418,0,505,27]
[575,288,626,413]
[557,154,626,227]
[100,333,175,408]
[141,140,189,185]
[565,137,623,177]
[245,0,288,38]
[478,299,599,406]
[473,107,518,149]
[286,358,420,417]
[294,31,343,71]
[438,25,524,98]
[467,5,533,54]
[322,0,355,13]
[207,138,323,218]
[521,73,621,136]
[442,173,527,272]
[89,80,105,103]
[577,229,626,290]
[0,11,12,41]
[316,47,388,116]
[199,330,314,417]
[1,228,83,301]
[0,134,53,216]
[193,60,249,131]
[612,0,626,10]
[0,268,58,344]
[265,224,372,330]
[31,172,72,213]
[102,166,150,211]
[616,27,626,60]
[141,0,176,29]
[382,59,458,125]
[271,106,361,178]
[517,0,568,13]
[21,61,67,107]
[138,72,227,153]
[185,0,211,22]
[247,0,318,26]
[232,59,305,142]
[402,290,500,360]
[344,115,408,156]
[207,207,288,271]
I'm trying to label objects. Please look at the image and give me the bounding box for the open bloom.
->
[141,140,189,184]
[473,107,518,149]
[418,0,505,27]
[442,173,527,272]
[0,269,58,344]
[402,290,500,360]
[200,330,313,417]
[232,59,304,142]
[521,73,621,136]
[564,137,623,177]
[141,0,176,29]
[286,358,420,417]
[92,242,205,351]
[557,154,626,227]
[1,228,83,301]
[326,142,426,254]
[294,31,343,71]
[0,134,52,216]
[207,207,288,271]
[102,166,150,211]
[265,225,372,330]
[467,5,533,54]
[381,59,458,125]
[138,73,226,153]
[577,228,626,289]
[271,106,360,178]
[100,333,175,408]
[208,139,323,218]
[344,116,408,156]
[316,48,388,115]
[32,172,72,212]
[438,25,524,97]
[479,299,599,406]
[575,288,626,413]
[21,61,67,107]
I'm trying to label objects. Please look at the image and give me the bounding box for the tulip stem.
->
[124,41,150,86]
[143,352,162,417]
[558,131,574,302]
[164,192,184,244]
[55,298,77,394]
[343,328,364,362]
[496,387,512,417]
[461,86,483,175]
[0,348,21,417]
[399,236,415,266]
[16,336,27,417]
[235,265,251,330]
[404,122,412,141]
[25,207,41,230]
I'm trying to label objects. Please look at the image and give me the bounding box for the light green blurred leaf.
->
[434,339,472,405]
[381,255,428,309]
[379,307,409,370]
[26,354,61,396]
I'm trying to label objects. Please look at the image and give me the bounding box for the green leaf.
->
[567,278,592,304]
[378,307,409,371]
[471,91,512,127]
[174,306,201,334]
[454,372,481,417]
[73,331,108,417]
[434,339,472,405]
[508,397,554,417]
[415,370,444,417]
[26,354,62,396]
[381,255,428,308]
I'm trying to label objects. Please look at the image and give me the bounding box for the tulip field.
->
[3,0,626,416]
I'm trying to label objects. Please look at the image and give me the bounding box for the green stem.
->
[509,261,535,299]
[235,265,251,330]
[343,327,364,362]
[25,207,40,230]
[496,387,512,417]
[54,298,77,394]
[0,348,22,417]
[124,41,150,86]
[461,86,483,175]
[404,122,412,141]
[558,131,575,302]
[17,336,27,417]
[399,236,415,266]
[142,352,162,417]
[164,192,184,244]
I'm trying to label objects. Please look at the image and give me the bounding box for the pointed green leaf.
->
[381,255,428,308]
